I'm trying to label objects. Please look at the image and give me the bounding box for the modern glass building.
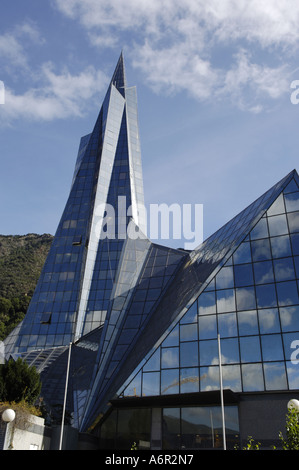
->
[4,54,299,450]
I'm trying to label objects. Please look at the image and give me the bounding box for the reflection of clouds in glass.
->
[270,235,291,258]
[259,309,278,331]
[161,348,179,368]
[264,363,287,390]
[216,290,235,313]
[280,306,297,328]
[285,193,299,212]
[236,287,256,310]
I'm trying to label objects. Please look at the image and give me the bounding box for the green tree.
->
[0,358,41,405]
[279,406,299,450]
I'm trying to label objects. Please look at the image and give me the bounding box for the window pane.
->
[161,347,179,369]
[233,242,252,264]
[180,302,197,324]
[268,214,288,236]
[253,261,274,284]
[256,284,277,308]
[286,361,299,389]
[251,239,271,261]
[163,408,180,449]
[258,308,280,333]
[276,281,299,306]
[271,235,292,258]
[242,364,264,391]
[263,362,287,390]
[267,194,285,216]
[218,312,237,337]
[180,341,198,367]
[220,338,239,364]
[285,192,299,212]
[199,340,218,366]
[234,264,254,287]
[287,212,299,233]
[280,306,299,332]
[198,315,217,340]
[291,234,299,255]
[240,336,261,363]
[222,365,242,391]
[200,366,219,391]
[198,291,216,315]
[161,369,179,395]
[250,218,269,240]
[163,325,179,347]
[261,334,284,361]
[238,310,259,335]
[216,266,234,289]
[274,258,295,281]
[180,368,199,393]
[180,323,198,342]
[216,289,235,313]
[142,372,160,396]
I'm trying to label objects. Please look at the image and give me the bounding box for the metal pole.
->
[218,334,226,450]
[59,342,72,450]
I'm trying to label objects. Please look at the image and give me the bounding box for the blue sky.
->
[0,0,299,248]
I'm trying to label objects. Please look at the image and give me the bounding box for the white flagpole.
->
[59,342,72,450]
[218,334,226,450]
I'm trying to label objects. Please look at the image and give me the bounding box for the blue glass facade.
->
[4,54,299,449]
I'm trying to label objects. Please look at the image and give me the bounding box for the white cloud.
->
[53,0,299,111]
[0,64,108,123]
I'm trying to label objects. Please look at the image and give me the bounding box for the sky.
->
[0,0,299,249]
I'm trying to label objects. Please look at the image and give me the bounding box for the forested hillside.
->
[0,234,53,340]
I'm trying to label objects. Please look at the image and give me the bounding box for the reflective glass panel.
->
[180,341,198,367]
[235,287,256,310]
[198,315,217,340]
[263,362,287,390]
[142,372,160,396]
[143,348,160,371]
[180,302,198,324]
[239,336,261,363]
[222,365,241,391]
[238,310,259,335]
[234,264,254,287]
[220,338,239,364]
[180,323,198,342]
[161,347,179,369]
[280,306,299,332]
[261,334,284,361]
[284,192,299,212]
[198,291,216,315]
[258,308,280,334]
[271,235,292,258]
[283,332,299,363]
[250,218,269,240]
[199,340,218,366]
[253,261,274,284]
[216,289,235,313]
[163,325,179,347]
[200,366,219,391]
[241,363,264,391]
[268,214,288,236]
[256,284,277,308]
[276,281,299,306]
[291,234,299,255]
[161,369,179,395]
[218,312,237,337]
[274,258,295,281]
[267,193,285,216]
[215,266,234,289]
[162,408,180,449]
[180,368,199,393]
[286,362,299,389]
[251,239,271,261]
[233,242,252,264]
[287,212,299,233]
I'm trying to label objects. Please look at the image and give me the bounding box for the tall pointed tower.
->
[4,53,146,355]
